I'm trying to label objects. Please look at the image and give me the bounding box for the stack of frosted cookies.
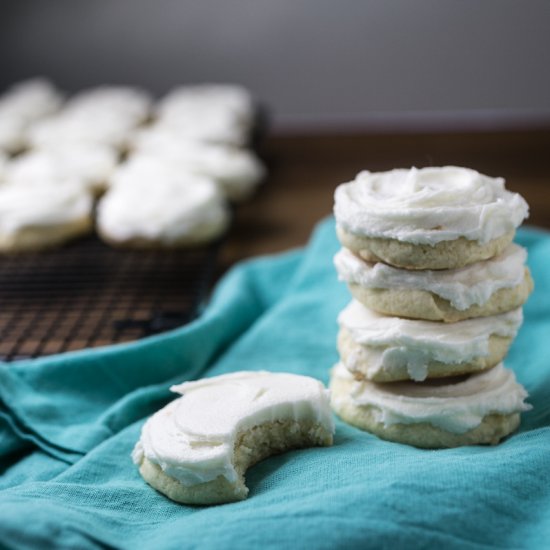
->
[330,166,534,449]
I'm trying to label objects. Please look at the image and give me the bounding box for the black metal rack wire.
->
[0,236,219,361]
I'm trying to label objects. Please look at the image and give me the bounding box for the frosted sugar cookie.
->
[334,245,533,322]
[157,84,254,127]
[330,362,530,448]
[152,111,249,147]
[65,85,152,126]
[0,182,93,252]
[5,144,117,194]
[97,168,230,247]
[334,167,529,270]
[0,79,62,153]
[0,78,62,123]
[27,111,135,150]
[132,371,334,505]
[0,116,27,154]
[130,130,265,201]
[338,300,523,382]
[155,84,255,146]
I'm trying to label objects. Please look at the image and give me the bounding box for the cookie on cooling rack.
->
[97,164,230,248]
[154,84,256,147]
[5,144,117,195]
[0,182,93,252]
[130,130,265,201]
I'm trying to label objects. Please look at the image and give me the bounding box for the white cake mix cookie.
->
[0,182,93,252]
[334,167,529,270]
[155,84,255,146]
[330,362,530,448]
[153,110,250,147]
[132,371,334,505]
[338,300,523,382]
[65,85,152,126]
[130,130,265,201]
[0,116,27,154]
[5,144,118,195]
[157,84,254,127]
[97,167,230,247]
[0,79,63,153]
[334,245,533,322]
[0,78,62,123]
[26,111,135,151]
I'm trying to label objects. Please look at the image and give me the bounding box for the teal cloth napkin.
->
[0,218,549,550]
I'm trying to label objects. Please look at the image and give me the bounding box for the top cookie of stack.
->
[334,166,528,270]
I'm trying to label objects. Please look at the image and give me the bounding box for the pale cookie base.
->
[330,372,521,448]
[0,216,93,253]
[348,267,533,322]
[136,419,333,506]
[338,326,512,382]
[336,225,515,270]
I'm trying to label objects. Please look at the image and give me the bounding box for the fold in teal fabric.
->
[0,218,549,549]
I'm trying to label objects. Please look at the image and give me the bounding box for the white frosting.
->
[334,244,527,310]
[5,145,117,192]
[132,371,334,486]
[339,300,523,381]
[153,110,249,147]
[155,84,254,146]
[0,116,27,153]
[130,131,265,200]
[0,78,62,123]
[27,111,135,150]
[65,85,152,125]
[334,167,529,244]
[0,182,92,236]
[97,166,230,243]
[157,84,254,125]
[332,362,531,433]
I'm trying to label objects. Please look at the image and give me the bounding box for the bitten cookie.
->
[132,371,334,505]
[334,245,533,322]
[334,166,529,270]
[0,182,93,252]
[330,362,531,449]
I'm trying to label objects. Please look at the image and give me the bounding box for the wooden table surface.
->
[221,129,550,271]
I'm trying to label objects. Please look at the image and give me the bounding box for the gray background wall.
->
[1,0,549,132]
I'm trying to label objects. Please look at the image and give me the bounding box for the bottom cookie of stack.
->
[330,362,531,449]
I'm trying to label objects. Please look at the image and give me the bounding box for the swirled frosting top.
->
[334,166,529,244]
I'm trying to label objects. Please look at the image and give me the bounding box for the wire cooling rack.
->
[0,236,219,361]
